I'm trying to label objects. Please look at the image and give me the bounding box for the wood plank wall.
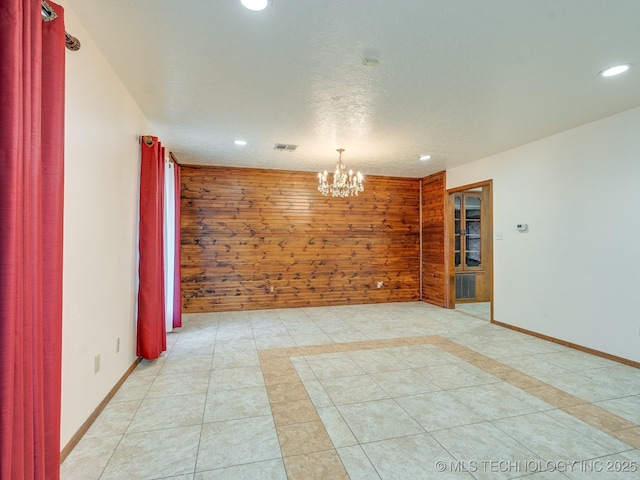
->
[180,165,420,312]
[421,171,448,307]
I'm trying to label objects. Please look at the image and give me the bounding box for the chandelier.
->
[317,149,364,197]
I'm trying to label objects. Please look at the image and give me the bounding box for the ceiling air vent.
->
[273,143,298,152]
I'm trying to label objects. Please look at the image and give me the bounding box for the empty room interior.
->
[15,0,640,479]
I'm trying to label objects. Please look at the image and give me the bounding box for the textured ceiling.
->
[66,0,640,178]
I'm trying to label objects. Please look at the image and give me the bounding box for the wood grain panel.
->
[180,165,420,312]
[421,171,448,307]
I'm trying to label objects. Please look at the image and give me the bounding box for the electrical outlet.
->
[116,337,120,353]
[94,354,100,374]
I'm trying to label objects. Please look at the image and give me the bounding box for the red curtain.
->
[173,165,182,328]
[0,1,65,479]
[137,138,167,359]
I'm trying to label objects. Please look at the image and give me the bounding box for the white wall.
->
[61,2,153,448]
[448,106,640,363]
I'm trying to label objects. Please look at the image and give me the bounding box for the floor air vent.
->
[455,274,476,300]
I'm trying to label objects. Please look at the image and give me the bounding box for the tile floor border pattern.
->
[258,335,640,479]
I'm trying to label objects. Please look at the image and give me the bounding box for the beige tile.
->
[343,341,377,351]
[610,426,640,448]
[289,344,339,356]
[283,450,349,480]
[259,356,293,372]
[492,382,555,411]
[277,420,334,457]
[561,403,637,433]
[439,345,488,362]
[544,409,633,452]
[266,381,309,404]
[278,346,307,357]
[378,338,410,348]
[263,369,301,386]
[330,342,361,352]
[421,335,447,344]
[271,398,320,426]
[258,348,290,360]
[363,339,398,349]
[525,385,586,408]
[495,370,546,389]
[470,358,519,374]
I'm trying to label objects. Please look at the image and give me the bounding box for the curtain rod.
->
[41,1,81,51]
[169,152,181,166]
[138,137,181,166]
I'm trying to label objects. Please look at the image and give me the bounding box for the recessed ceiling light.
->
[419,154,432,161]
[234,140,247,146]
[599,64,631,77]
[241,0,270,11]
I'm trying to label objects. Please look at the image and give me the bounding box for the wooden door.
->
[452,190,491,302]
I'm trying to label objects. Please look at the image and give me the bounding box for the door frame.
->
[445,180,493,320]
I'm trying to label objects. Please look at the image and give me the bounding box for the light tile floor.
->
[455,302,491,321]
[61,302,640,479]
